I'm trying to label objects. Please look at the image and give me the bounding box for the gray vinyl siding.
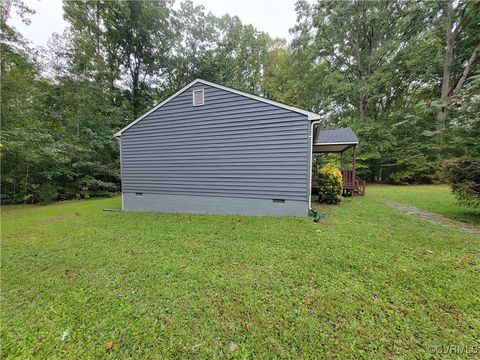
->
[120,83,310,208]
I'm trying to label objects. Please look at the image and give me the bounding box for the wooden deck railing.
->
[354,175,366,196]
[341,170,366,196]
[342,169,355,189]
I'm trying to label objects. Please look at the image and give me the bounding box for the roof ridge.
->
[115,79,321,137]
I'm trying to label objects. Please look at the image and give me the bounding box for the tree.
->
[101,0,174,118]
[1,0,42,202]
[437,0,480,149]
[165,0,218,91]
[444,157,480,207]
[212,15,270,93]
[288,0,445,182]
[2,0,479,203]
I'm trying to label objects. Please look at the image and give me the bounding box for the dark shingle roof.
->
[315,127,359,145]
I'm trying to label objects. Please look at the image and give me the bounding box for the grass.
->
[1,186,479,358]
[368,184,480,226]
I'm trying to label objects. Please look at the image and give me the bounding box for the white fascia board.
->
[114,78,321,137]
[313,141,358,146]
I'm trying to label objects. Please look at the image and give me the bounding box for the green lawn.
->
[1,186,479,358]
[368,184,480,226]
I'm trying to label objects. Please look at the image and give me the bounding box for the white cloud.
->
[10,0,302,47]
[10,0,67,47]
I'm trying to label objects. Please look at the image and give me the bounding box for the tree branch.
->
[450,43,480,96]
[452,4,466,41]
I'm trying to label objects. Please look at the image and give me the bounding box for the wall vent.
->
[272,199,285,203]
[135,192,143,196]
[193,89,204,106]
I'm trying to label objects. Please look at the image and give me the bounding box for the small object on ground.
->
[228,342,239,351]
[105,342,113,351]
[305,296,315,307]
[60,330,69,342]
[102,208,121,212]
[309,208,321,222]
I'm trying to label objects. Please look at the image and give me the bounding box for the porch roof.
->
[313,127,359,153]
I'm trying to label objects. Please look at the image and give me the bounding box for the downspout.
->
[308,120,322,209]
[116,135,124,211]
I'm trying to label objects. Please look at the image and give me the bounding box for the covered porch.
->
[312,127,366,196]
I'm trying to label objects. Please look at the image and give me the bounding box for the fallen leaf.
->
[228,342,239,351]
[401,268,408,272]
[105,342,113,351]
[305,297,315,307]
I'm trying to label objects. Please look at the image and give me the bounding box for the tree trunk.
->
[437,0,454,149]
[23,163,30,201]
[359,93,367,118]
[132,64,141,117]
[354,16,366,119]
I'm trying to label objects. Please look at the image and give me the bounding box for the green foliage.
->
[1,0,479,204]
[288,0,479,184]
[1,0,272,204]
[443,157,480,208]
[37,183,58,204]
[317,165,342,204]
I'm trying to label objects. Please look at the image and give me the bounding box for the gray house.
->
[115,79,361,216]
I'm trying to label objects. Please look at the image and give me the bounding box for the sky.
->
[10,0,302,47]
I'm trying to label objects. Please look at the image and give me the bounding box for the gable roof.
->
[114,78,321,137]
[312,127,359,153]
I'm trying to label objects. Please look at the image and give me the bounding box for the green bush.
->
[443,157,480,208]
[37,183,58,204]
[317,165,343,204]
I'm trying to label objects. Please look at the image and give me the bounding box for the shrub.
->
[37,183,59,204]
[317,165,342,204]
[79,177,119,199]
[443,157,480,208]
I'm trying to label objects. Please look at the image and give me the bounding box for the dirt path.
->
[385,200,480,234]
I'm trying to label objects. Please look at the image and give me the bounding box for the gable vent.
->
[193,89,204,106]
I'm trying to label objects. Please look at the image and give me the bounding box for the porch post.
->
[352,146,356,178]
